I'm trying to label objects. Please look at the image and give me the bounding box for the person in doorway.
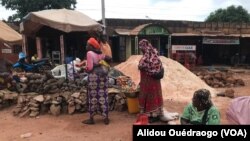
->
[138,39,177,123]
[233,53,240,67]
[18,52,28,65]
[197,55,203,66]
[31,54,38,63]
[180,89,220,125]
[76,37,110,125]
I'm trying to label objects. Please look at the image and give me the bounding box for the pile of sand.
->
[114,55,217,103]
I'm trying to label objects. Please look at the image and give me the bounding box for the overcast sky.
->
[1,0,250,21]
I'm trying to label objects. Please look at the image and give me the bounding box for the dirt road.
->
[0,70,249,141]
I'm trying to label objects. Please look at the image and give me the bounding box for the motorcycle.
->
[12,52,53,73]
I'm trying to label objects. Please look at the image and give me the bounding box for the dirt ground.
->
[0,69,250,141]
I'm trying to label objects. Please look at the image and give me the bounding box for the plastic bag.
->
[92,60,110,77]
[151,67,164,80]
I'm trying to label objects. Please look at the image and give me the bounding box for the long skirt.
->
[87,73,109,118]
[138,71,163,117]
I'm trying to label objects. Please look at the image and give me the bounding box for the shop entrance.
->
[201,37,240,66]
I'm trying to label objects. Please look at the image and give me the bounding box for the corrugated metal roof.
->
[202,34,221,37]
[130,23,151,35]
[115,29,131,35]
[241,34,250,37]
[171,33,200,36]
[113,25,250,37]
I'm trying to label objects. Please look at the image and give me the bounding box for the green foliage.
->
[205,5,250,23]
[0,0,77,21]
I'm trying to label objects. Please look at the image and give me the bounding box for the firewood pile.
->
[13,72,85,94]
[12,88,127,117]
[12,91,89,117]
[195,71,245,88]
[108,91,127,112]
[7,69,133,117]
[0,72,12,90]
[0,90,18,109]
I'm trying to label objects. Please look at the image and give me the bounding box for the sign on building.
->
[203,37,240,45]
[172,45,196,52]
[1,49,12,54]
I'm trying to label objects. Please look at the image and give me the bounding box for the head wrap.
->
[193,89,213,109]
[87,37,100,49]
[138,39,162,75]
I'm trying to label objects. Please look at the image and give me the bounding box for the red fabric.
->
[138,39,162,76]
[138,71,163,113]
[87,37,100,49]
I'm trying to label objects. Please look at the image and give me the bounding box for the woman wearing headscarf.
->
[88,30,112,60]
[181,89,220,125]
[138,39,166,123]
[76,37,110,125]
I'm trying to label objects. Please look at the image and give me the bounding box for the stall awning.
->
[0,21,22,44]
[20,9,102,34]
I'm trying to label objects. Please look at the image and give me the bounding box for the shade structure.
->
[0,21,22,44]
[20,8,102,34]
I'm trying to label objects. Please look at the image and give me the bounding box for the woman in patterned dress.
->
[138,39,165,123]
[76,37,110,125]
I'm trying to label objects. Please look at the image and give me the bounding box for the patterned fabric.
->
[138,71,163,117]
[138,39,162,76]
[87,73,109,118]
[181,103,220,125]
[116,76,137,93]
[85,47,109,119]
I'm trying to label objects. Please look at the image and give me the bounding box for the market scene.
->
[0,0,250,141]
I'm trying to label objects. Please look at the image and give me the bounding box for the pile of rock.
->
[195,71,245,88]
[12,88,127,117]
[67,91,88,114]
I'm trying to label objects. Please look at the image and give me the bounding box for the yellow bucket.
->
[127,97,139,114]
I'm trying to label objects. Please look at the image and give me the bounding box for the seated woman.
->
[180,89,220,125]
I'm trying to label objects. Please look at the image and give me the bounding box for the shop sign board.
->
[1,49,12,53]
[203,37,240,45]
[172,45,196,51]
[139,26,168,35]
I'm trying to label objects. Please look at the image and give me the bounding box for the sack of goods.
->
[92,60,110,76]
[151,66,164,80]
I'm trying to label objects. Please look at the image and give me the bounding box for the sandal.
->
[104,118,110,125]
[82,119,95,125]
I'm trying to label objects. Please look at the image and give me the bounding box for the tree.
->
[0,0,77,21]
[205,5,250,23]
